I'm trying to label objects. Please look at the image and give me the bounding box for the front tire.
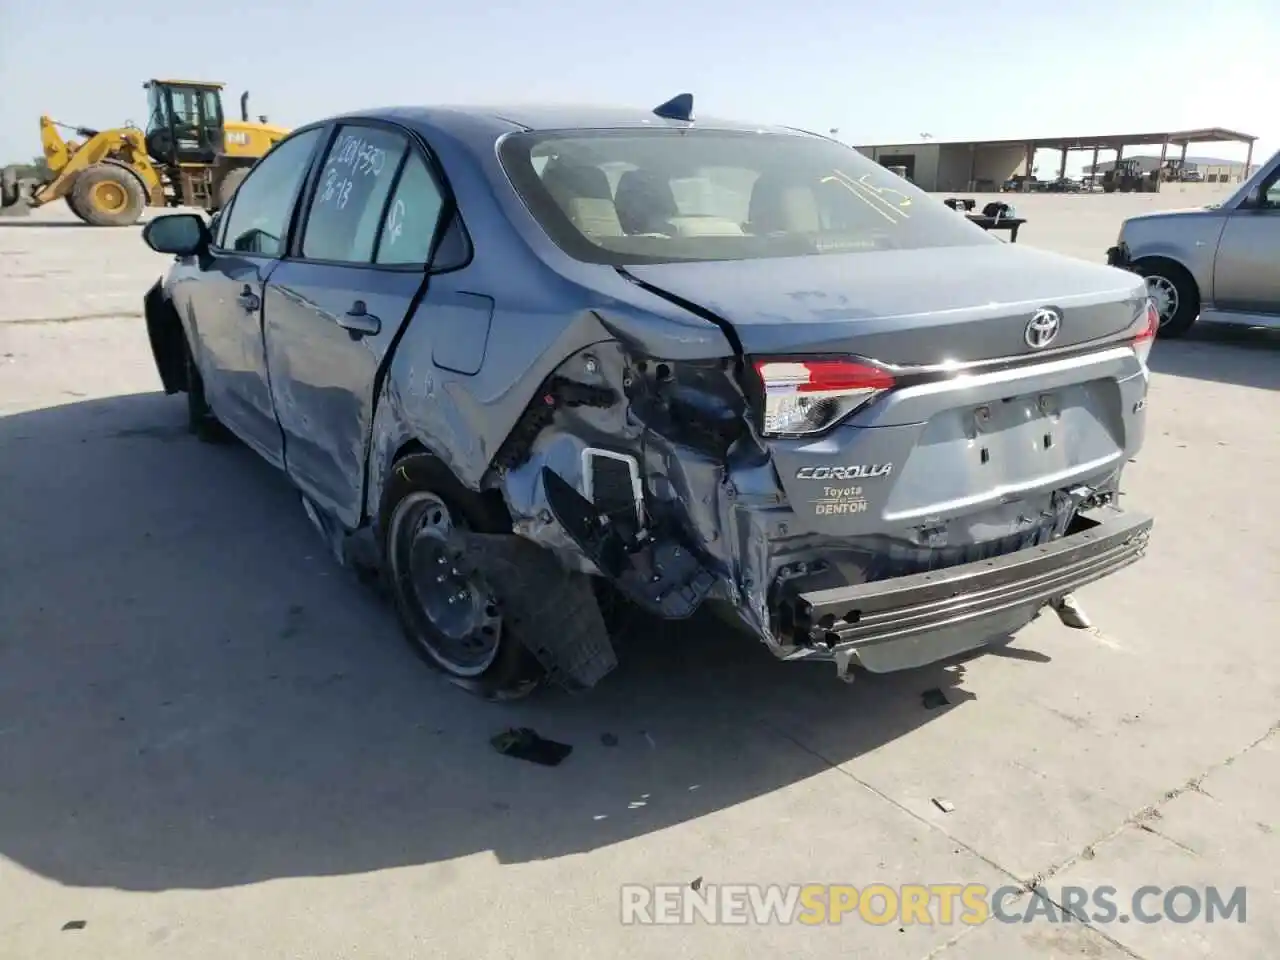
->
[183,337,231,443]
[65,192,90,223]
[1134,258,1199,337]
[71,163,147,226]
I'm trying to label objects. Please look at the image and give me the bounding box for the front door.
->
[185,127,324,465]
[262,123,450,526]
[1213,164,1280,315]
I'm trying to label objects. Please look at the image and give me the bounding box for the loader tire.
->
[65,192,90,223]
[71,163,147,226]
[214,166,250,209]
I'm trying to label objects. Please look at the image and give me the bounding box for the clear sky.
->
[1,0,1274,175]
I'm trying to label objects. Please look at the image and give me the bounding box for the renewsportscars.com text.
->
[620,883,1248,926]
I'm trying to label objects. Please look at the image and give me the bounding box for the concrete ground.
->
[1,189,1276,960]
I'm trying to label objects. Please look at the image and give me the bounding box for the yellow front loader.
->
[0,79,289,227]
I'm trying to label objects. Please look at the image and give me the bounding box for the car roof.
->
[340,104,813,140]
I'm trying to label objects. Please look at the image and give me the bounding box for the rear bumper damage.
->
[483,333,1154,687]
[775,506,1152,673]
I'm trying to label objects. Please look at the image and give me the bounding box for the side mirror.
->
[142,214,209,256]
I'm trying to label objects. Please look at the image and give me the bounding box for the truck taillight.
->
[753,359,895,436]
[1132,299,1159,367]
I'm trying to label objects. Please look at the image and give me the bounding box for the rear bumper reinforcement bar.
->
[781,508,1153,652]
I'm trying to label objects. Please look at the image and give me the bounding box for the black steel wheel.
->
[386,491,505,677]
[381,465,542,699]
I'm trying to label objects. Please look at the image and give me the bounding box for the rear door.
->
[1212,164,1280,315]
[261,121,451,526]
[181,127,324,465]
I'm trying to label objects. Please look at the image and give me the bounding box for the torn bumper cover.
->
[1105,243,1132,269]
[775,507,1153,673]
[491,340,1152,686]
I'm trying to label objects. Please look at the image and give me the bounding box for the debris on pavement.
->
[931,797,956,813]
[921,688,950,710]
[1051,593,1093,629]
[490,728,573,766]
[691,876,703,892]
[600,732,619,747]
[61,921,86,932]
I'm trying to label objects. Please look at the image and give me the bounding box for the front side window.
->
[500,129,993,265]
[145,84,168,137]
[375,151,446,265]
[171,88,197,124]
[220,128,323,256]
[301,125,408,263]
[1261,167,1280,208]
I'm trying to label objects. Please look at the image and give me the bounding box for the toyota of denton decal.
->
[812,484,871,516]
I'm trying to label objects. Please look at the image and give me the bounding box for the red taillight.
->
[753,359,895,436]
[1133,299,1159,366]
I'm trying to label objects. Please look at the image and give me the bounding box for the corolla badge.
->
[796,464,893,480]
[1025,307,1062,349]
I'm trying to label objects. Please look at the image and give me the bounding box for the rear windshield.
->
[499,128,994,265]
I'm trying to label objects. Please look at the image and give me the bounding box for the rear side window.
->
[375,152,446,265]
[499,129,994,265]
[220,128,323,256]
[302,125,408,263]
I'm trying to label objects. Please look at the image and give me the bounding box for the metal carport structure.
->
[1009,127,1258,191]
[856,128,1258,192]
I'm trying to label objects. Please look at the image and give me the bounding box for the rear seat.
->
[540,162,623,238]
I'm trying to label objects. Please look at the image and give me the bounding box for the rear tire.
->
[71,163,146,226]
[1133,258,1199,338]
[214,166,250,209]
[380,455,543,700]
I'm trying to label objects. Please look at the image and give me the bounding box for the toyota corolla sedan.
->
[141,95,1155,699]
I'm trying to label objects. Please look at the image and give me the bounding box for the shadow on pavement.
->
[0,392,1026,893]
[1149,324,1280,391]
[0,220,106,229]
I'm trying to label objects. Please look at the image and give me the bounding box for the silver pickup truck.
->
[1107,148,1280,336]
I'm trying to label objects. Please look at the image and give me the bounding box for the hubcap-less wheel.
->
[91,180,129,214]
[387,492,503,677]
[1145,275,1179,327]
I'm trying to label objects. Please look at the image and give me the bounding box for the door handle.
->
[236,284,261,312]
[337,300,381,339]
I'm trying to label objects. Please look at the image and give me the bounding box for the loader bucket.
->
[0,167,37,216]
[0,197,33,217]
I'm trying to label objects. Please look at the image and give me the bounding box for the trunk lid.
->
[625,244,1147,366]
[627,244,1151,544]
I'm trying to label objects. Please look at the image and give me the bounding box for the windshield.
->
[499,129,994,265]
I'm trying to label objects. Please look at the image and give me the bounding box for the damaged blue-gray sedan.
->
[141,95,1155,698]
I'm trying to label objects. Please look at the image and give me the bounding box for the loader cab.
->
[144,79,225,168]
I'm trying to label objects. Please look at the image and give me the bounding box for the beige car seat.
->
[540,161,623,238]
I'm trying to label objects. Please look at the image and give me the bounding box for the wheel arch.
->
[1130,253,1203,303]
[371,441,512,543]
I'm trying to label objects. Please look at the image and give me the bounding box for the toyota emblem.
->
[1025,308,1062,349]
